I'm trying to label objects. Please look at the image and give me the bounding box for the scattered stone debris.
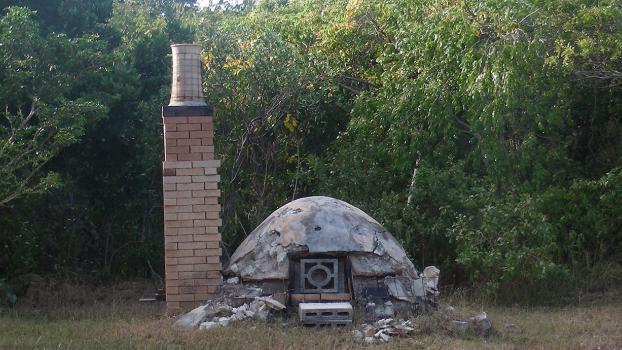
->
[441,304,493,337]
[353,318,415,343]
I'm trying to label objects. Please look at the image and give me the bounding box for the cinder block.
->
[299,302,353,326]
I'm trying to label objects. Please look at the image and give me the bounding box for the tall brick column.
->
[162,44,222,313]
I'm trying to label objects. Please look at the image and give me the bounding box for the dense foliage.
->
[1,0,620,301]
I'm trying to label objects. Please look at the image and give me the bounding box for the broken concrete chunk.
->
[254,296,286,310]
[199,321,220,330]
[469,311,492,336]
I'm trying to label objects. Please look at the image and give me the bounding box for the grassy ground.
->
[1,280,621,349]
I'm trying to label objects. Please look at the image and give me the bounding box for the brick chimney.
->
[162,44,221,313]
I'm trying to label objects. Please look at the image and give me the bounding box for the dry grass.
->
[1,280,621,350]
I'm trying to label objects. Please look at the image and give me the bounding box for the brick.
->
[165,271,179,280]
[191,176,220,184]
[167,279,196,287]
[167,146,190,154]
[167,294,195,302]
[165,153,177,161]
[188,116,211,123]
[178,257,206,265]
[177,183,204,191]
[178,242,207,250]
[163,161,193,169]
[165,137,177,146]
[164,257,178,265]
[164,213,177,221]
[164,124,177,132]
[194,248,221,257]
[192,189,221,197]
[201,123,213,131]
[165,205,193,213]
[174,264,195,272]
[166,286,179,295]
[195,235,220,242]
[163,199,176,206]
[205,241,220,249]
[176,168,204,176]
[177,153,202,161]
[189,130,211,138]
[178,212,205,220]
[166,131,190,139]
[176,197,204,205]
[167,235,196,243]
[163,117,188,124]
[162,168,176,176]
[202,153,214,160]
[166,227,206,236]
[163,190,191,198]
[204,197,219,205]
[194,219,222,227]
[192,264,212,272]
[321,293,352,301]
[177,138,202,146]
[165,220,194,228]
[176,123,202,131]
[193,204,220,212]
[163,183,176,191]
[204,168,218,176]
[190,146,214,153]
[193,160,221,168]
[201,137,213,146]
[163,176,191,184]
[204,182,218,190]
[164,242,178,250]
[206,256,220,264]
[179,271,209,279]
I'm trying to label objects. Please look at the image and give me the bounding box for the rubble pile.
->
[198,296,286,330]
[353,318,415,343]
